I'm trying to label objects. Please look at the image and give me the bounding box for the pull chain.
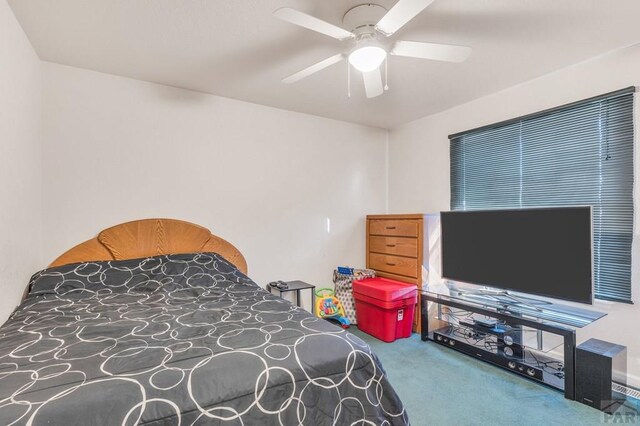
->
[347,61,351,98]
[384,56,389,91]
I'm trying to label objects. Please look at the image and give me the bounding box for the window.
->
[449,88,635,303]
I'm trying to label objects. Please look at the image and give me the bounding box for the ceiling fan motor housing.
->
[343,3,391,61]
[343,4,387,37]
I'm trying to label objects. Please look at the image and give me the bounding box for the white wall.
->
[0,1,42,322]
[388,43,640,387]
[41,62,388,308]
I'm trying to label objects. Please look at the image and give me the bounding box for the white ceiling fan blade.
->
[375,0,435,36]
[274,8,354,41]
[391,40,471,62]
[362,68,384,99]
[282,54,345,84]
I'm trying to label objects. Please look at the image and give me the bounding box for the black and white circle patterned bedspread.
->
[0,252,409,425]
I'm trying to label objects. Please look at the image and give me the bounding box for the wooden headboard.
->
[49,218,247,273]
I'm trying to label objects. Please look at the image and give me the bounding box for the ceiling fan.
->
[274,0,471,98]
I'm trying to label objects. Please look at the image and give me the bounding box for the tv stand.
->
[421,290,606,400]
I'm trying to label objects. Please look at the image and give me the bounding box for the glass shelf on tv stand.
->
[424,287,606,329]
[432,305,564,353]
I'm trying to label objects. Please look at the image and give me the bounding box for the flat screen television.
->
[440,207,593,304]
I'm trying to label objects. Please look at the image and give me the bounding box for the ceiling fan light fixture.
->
[348,46,387,73]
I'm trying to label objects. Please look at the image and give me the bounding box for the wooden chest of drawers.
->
[366,214,425,333]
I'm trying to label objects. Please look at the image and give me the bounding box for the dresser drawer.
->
[369,253,418,278]
[369,236,418,258]
[369,220,419,237]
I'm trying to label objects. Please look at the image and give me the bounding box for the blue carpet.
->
[351,328,639,426]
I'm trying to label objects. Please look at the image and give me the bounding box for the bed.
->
[0,219,409,425]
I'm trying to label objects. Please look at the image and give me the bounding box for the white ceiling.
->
[8,0,640,128]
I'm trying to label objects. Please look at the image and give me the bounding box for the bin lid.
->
[352,277,417,302]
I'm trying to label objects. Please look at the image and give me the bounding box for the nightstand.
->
[268,280,316,311]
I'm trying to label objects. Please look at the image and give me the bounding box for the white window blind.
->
[449,88,635,303]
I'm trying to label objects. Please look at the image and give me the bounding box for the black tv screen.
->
[440,207,593,304]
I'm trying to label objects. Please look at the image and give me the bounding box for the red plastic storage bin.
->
[352,277,417,343]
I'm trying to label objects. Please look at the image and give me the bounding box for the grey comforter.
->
[0,252,408,425]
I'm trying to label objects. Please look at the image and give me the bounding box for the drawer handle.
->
[385,226,396,230]
[386,262,397,266]
[386,244,396,248]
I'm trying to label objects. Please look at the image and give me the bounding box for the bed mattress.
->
[0,252,408,425]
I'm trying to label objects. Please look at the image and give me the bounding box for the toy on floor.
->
[315,288,351,329]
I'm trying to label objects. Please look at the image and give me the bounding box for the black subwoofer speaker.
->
[576,338,627,413]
